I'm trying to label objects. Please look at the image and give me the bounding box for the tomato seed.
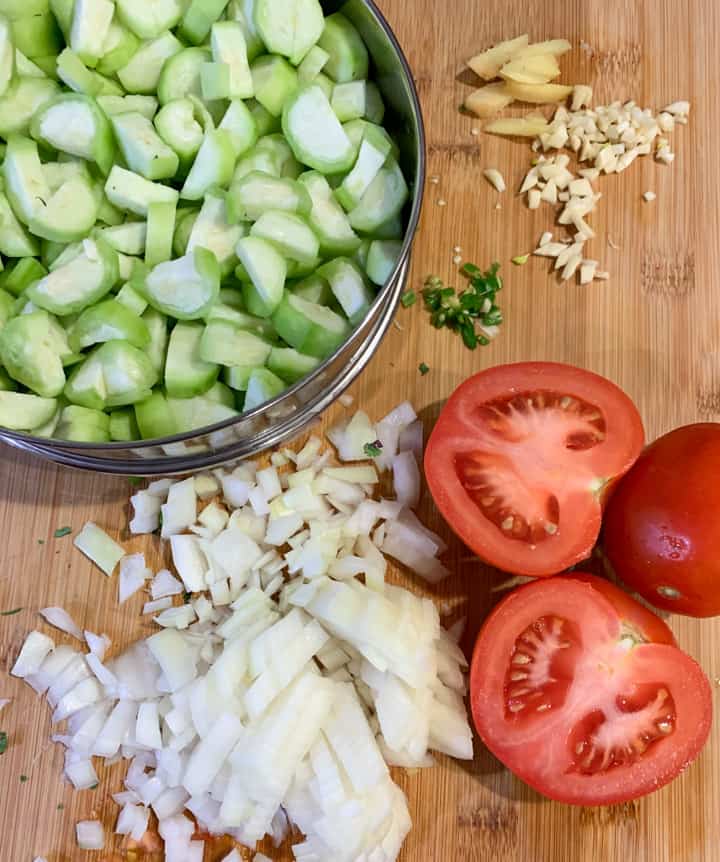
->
[511,653,531,665]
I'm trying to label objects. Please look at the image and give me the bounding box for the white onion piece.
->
[245,621,329,719]
[447,616,467,644]
[143,597,173,615]
[33,857,48,862]
[398,419,423,457]
[39,606,83,641]
[221,475,252,508]
[53,676,104,722]
[147,478,173,498]
[0,698,9,712]
[135,701,162,749]
[155,604,197,630]
[64,751,99,789]
[253,854,272,862]
[323,465,378,484]
[93,700,138,758]
[84,630,110,659]
[183,712,244,797]
[221,850,243,862]
[75,820,104,850]
[119,554,150,604]
[170,534,207,592]
[116,802,141,835]
[256,466,282,500]
[194,473,220,500]
[130,490,162,534]
[47,655,92,707]
[331,411,377,461]
[392,451,421,509]
[209,528,263,580]
[151,569,184,599]
[25,645,76,694]
[197,501,229,536]
[152,786,190,820]
[73,523,125,576]
[161,478,197,538]
[11,631,55,678]
[86,652,119,691]
[147,629,197,691]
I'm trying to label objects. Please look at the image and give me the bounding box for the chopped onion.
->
[392,451,421,509]
[323,465,378,484]
[147,478,174,498]
[130,490,161,534]
[194,473,220,501]
[0,698,10,712]
[73,522,125,576]
[25,644,75,694]
[64,752,99,790]
[18,402,473,862]
[161,478,197,538]
[76,820,105,850]
[136,701,163,749]
[155,604,197,630]
[84,630,110,659]
[197,501,229,536]
[119,554,150,603]
[39,606,83,641]
[170,534,208,592]
[147,629,197,691]
[86,652,119,691]
[11,630,54,677]
[143,597,173,615]
[151,568,184,599]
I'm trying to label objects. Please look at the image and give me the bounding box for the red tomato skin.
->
[425,362,645,577]
[570,573,677,646]
[603,423,720,617]
[470,575,712,805]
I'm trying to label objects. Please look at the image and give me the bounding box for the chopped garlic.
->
[643,191,657,202]
[539,231,553,247]
[579,259,598,284]
[483,168,506,192]
[533,242,566,257]
[519,167,539,193]
[663,100,690,116]
[571,84,593,110]
[561,254,583,281]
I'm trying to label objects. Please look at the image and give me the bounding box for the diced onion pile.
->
[12,402,472,861]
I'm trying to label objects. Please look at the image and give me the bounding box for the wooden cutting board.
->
[2,0,719,859]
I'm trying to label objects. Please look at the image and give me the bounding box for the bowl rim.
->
[0,0,426,456]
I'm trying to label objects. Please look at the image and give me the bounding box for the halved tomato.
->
[424,362,645,576]
[470,575,712,805]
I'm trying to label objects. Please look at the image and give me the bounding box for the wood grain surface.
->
[2,0,719,859]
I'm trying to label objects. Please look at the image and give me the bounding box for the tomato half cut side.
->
[470,576,712,805]
[425,362,645,576]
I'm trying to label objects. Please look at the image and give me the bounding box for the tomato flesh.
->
[426,363,645,577]
[456,390,607,544]
[470,576,712,805]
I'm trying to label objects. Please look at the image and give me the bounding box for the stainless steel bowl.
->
[0,0,425,475]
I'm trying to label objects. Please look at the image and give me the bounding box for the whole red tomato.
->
[603,423,720,616]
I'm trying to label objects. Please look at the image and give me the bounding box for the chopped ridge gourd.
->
[0,0,410,441]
